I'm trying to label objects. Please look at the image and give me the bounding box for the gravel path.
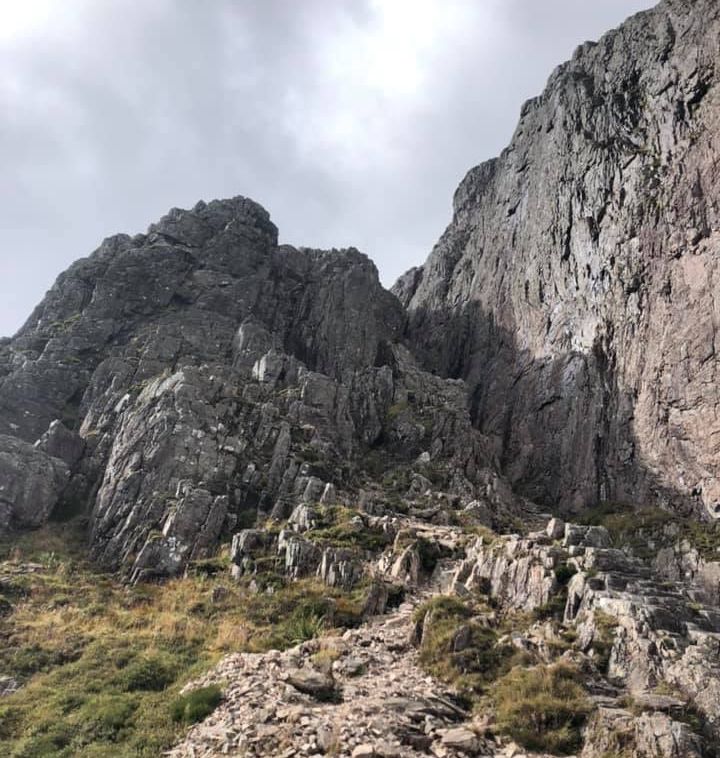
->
[167,593,502,758]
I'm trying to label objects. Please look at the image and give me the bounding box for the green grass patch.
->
[492,662,591,754]
[591,610,619,674]
[413,596,513,697]
[386,401,409,420]
[170,685,222,725]
[0,524,369,756]
[305,505,392,552]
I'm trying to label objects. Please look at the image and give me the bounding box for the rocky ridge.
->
[170,512,720,757]
[0,198,530,581]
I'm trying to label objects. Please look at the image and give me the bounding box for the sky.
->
[0,0,656,337]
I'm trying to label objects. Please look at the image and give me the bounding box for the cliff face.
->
[398,0,720,518]
[0,198,522,577]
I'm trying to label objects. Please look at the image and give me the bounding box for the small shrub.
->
[11,724,74,757]
[413,595,473,625]
[533,593,567,622]
[78,693,138,742]
[305,505,392,552]
[120,655,176,692]
[170,685,222,724]
[386,401,409,420]
[682,520,720,560]
[278,607,326,647]
[311,646,342,673]
[554,563,577,586]
[187,556,228,577]
[492,662,591,754]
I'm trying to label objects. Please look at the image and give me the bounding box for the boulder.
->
[286,668,339,701]
[0,434,69,534]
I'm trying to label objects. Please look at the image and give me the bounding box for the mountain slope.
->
[4,1,720,756]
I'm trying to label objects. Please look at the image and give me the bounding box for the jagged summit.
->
[147,196,279,249]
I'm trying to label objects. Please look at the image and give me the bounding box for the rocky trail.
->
[168,566,513,758]
[167,512,720,757]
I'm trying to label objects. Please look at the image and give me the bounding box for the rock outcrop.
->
[398,0,720,519]
[0,197,523,575]
[0,435,69,532]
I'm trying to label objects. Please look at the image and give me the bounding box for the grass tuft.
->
[491,662,591,754]
[170,685,222,725]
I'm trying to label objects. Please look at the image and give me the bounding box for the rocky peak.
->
[0,189,507,580]
[147,196,279,249]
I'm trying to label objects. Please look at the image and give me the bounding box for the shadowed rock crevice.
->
[400,300,703,519]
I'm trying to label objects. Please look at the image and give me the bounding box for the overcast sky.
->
[1,0,656,337]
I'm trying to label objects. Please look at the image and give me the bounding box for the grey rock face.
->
[0,196,402,444]
[451,533,562,612]
[2,0,719,589]
[581,707,703,758]
[35,420,85,469]
[0,435,69,533]
[2,194,502,575]
[654,541,720,604]
[400,0,720,518]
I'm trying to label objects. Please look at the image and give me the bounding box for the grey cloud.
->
[0,0,655,336]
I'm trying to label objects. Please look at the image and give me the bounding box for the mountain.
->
[0,197,531,579]
[2,0,720,755]
[397,0,720,518]
[3,0,718,576]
